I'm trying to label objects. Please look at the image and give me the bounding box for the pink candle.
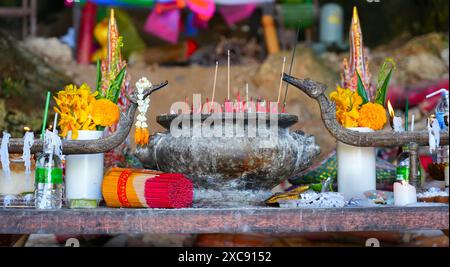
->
[204,98,210,114]
[271,102,279,114]
[185,97,190,114]
[248,97,254,113]
[256,97,263,112]
[264,99,270,113]
[224,99,233,113]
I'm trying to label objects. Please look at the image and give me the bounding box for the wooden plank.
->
[0,205,448,234]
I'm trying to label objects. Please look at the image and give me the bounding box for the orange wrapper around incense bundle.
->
[102,167,162,208]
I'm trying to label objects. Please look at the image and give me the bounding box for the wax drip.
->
[1,131,11,177]
[44,130,63,159]
[22,132,35,174]
[428,117,441,153]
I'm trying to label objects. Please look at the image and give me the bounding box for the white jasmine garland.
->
[135,77,152,129]
[134,77,153,146]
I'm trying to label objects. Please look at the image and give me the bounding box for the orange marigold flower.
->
[358,103,387,130]
[92,99,120,127]
[135,127,149,146]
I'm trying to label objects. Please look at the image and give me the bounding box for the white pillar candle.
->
[337,127,376,200]
[65,130,104,202]
[393,116,404,132]
[394,181,417,206]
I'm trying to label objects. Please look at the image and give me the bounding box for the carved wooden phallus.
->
[1,81,169,154]
[283,74,449,147]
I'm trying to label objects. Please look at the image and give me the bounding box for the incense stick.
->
[405,98,409,131]
[53,113,58,134]
[277,56,287,103]
[211,61,218,103]
[47,113,59,168]
[282,25,301,110]
[227,50,230,100]
[246,83,249,104]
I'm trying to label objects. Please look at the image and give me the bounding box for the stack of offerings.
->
[102,168,193,208]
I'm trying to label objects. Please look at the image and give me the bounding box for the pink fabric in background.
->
[387,78,449,112]
[219,4,256,26]
[144,8,180,44]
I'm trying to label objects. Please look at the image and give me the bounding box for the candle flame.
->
[387,100,395,118]
[23,126,31,132]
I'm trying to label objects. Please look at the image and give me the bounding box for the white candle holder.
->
[337,127,376,200]
[394,181,417,206]
[65,130,104,208]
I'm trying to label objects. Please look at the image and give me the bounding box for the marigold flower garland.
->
[134,77,152,146]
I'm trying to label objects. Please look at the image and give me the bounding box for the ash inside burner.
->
[193,188,272,208]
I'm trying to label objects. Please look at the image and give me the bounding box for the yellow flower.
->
[358,103,387,130]
[330,86,362,128]
[54,83,99,138]
[91,99,120,127]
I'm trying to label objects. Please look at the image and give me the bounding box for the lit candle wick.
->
[388,100,404,132]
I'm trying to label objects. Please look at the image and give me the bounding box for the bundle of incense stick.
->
[144,173,193,209]
[102,167,162,208]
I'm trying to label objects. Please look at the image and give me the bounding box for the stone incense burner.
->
[135,113,320,191]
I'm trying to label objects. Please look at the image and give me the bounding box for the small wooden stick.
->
[211,61,218,103]
[277,56,286,103]
[283,24,301,110]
